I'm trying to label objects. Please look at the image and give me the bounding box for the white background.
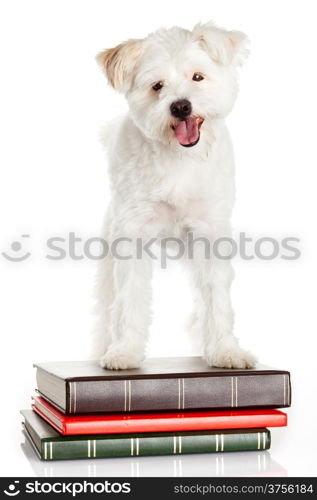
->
[0,0,316,477]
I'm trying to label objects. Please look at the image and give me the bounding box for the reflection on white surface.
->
[21,435,287,477]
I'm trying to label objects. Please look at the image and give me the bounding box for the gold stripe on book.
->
[257,432,261,450]
[128,380,132,411]
[182,379,185,409]
[221,434,224,452]
[73,382,77,413]
[136,438,139,456]
[216,434,219,452]
[88,440,91,458]
[231,377,238,407]
[177,379,185,410]
[124,381,127,412]
[173,436,177,454]
[44,442,48,460]
[68,381,77,413]
[178,436,182,454]
[263,432,266,450]
[130,438,134,456]
[123,380,132,412]
[50,442,53,459]
[69,382,72,413]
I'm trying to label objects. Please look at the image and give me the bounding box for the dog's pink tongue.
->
[174,118,199,146]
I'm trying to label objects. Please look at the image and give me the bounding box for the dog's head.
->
[97,22,248,148]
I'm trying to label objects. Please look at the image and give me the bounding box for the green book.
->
[21,410,271,461]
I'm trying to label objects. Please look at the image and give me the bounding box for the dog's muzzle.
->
[170,99,204,147]
[170,116,204,147]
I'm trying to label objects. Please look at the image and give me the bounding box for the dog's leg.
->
[187,236,256,369]
[91,210,115,358]
[100,237,153,370]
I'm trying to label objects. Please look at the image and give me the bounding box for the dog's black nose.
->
[170,99,192,120]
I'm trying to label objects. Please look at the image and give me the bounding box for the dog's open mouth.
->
[171,117,204,147]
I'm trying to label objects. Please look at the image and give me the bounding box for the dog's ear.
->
[96,39,143,92]
[192,21,249,66]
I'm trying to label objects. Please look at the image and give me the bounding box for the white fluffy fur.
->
[94,22,256,370]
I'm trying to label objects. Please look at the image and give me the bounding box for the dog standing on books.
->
[94,21,256,370]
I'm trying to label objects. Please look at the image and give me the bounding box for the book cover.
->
[21,409,271,460]
[32,396,287,436]
[34,357,291,414]
[22,436,287,476]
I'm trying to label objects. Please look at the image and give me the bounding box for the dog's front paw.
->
[100,344,144,370]
[205,341,257,369]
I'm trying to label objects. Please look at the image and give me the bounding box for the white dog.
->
[94,21,256,370]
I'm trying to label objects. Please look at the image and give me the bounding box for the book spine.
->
[40,429,271,460]
[67,373,291,414]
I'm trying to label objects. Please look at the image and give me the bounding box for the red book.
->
[32,396,287,436]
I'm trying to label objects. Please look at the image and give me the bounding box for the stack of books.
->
[21,357,291,461]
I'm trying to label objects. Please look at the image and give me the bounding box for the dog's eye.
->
[152,81,163,91]
[192,73,204,82]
